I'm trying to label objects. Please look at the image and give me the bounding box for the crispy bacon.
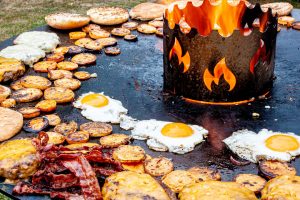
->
[13,132,125,200]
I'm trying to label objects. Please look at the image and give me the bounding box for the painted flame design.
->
[203,58,236,92]
[249,39,267,74]
[169,37,191,73]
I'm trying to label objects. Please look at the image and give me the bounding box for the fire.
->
[169,37,191,73]
[165,0,272,37]
[203,58,236,92]
[249,39,267,74]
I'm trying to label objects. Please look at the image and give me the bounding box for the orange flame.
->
[165,0,271,37]
[249,39,266,74]
[169,37,191,73]
[203,58,236,92]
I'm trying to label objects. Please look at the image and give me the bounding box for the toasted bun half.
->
[45,13,90,30]
[130,3,166,21]
[87,7,129,25]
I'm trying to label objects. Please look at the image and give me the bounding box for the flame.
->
[165,0,272,37]
[169,37,191,73]
[249,39,267,74]
[203,58,236,92]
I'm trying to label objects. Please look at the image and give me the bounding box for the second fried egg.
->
[131,119,208,154]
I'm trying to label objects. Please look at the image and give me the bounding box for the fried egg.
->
[223,129,300,163]
[73,92,128,123]
[130,119,208,154]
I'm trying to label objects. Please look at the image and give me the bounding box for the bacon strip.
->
[62,156,102,200]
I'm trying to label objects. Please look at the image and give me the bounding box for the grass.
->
[0,0,300,42]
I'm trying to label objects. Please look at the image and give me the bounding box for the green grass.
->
[0,0,300,42]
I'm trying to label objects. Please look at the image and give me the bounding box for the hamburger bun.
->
[87,7,129,25]
[45,13,90,30]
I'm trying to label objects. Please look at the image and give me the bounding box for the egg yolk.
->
[161,123,194,138]
[81,93,109,108]
[265,134,299,152]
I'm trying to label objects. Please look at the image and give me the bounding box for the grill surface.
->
[0,10,300,199]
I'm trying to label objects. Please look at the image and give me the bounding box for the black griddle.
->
[0,10,299,199]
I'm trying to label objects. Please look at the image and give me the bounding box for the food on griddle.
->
[66,131,90,144]
[122,162,145,173]
[156,27,163,37]
[73,92,128,123]
[122,21,139,30]
[89,29,110,39]
[1,98,16,108]
[113,145,145,164]
[82,23,101,33]
[74,71,92,80]
[0,85,11,102]
[261,2,293,16]
[44,87,75,103]
[45,13,90,30]
[187,167,222,181]
[74,38,93,48]
[87,7,129,25]
[53,46,69,55]
[278,16,296,27]
[111,28,131,37]
[162,170,198,193]
[102,171,170,200]
[12,88,43,103]
[223,129,300,163]
[95,37,117,47]
[148,20,163,28]
[65,142,99,149]
[0,44,45,67]
[105,46,121,55]
[46,131,65,145]
[23,116,49,133]
[0,139,39,180]
[46,53,64,62]
[33,60,57,72]
[261,175,300,200]
[54,78,81,90]
[130,120,208,154]
[137,24,157,34]
[129,3,166,21]
[71,53,97,65]
[69,31,86,40]
[48,69,73,80]
[18,107,41,119]
[67,45,84,54]
[80,122,112,137]
[144,157,174,177]
[259,160,297,179]
[234,174,266,194]
[0,57,25,82]
[20,75,52,90]
[84,40,103,51]
[10,79,24,90]
[292,21,300,30]
[179,181,258,199]
[13,31,60,53]
[0,107,23,141]
[44,114,61,126]
[54,120,78,135]
[100,133,131,148]
[124,34,138,41]
[35,99,57,112]
[57,61,78,71]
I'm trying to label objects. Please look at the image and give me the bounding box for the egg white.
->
[131,119,208,154]
[223,129,300,163]
[73,92,128,124]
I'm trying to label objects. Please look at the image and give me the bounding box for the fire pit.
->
[163,0,278,104]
